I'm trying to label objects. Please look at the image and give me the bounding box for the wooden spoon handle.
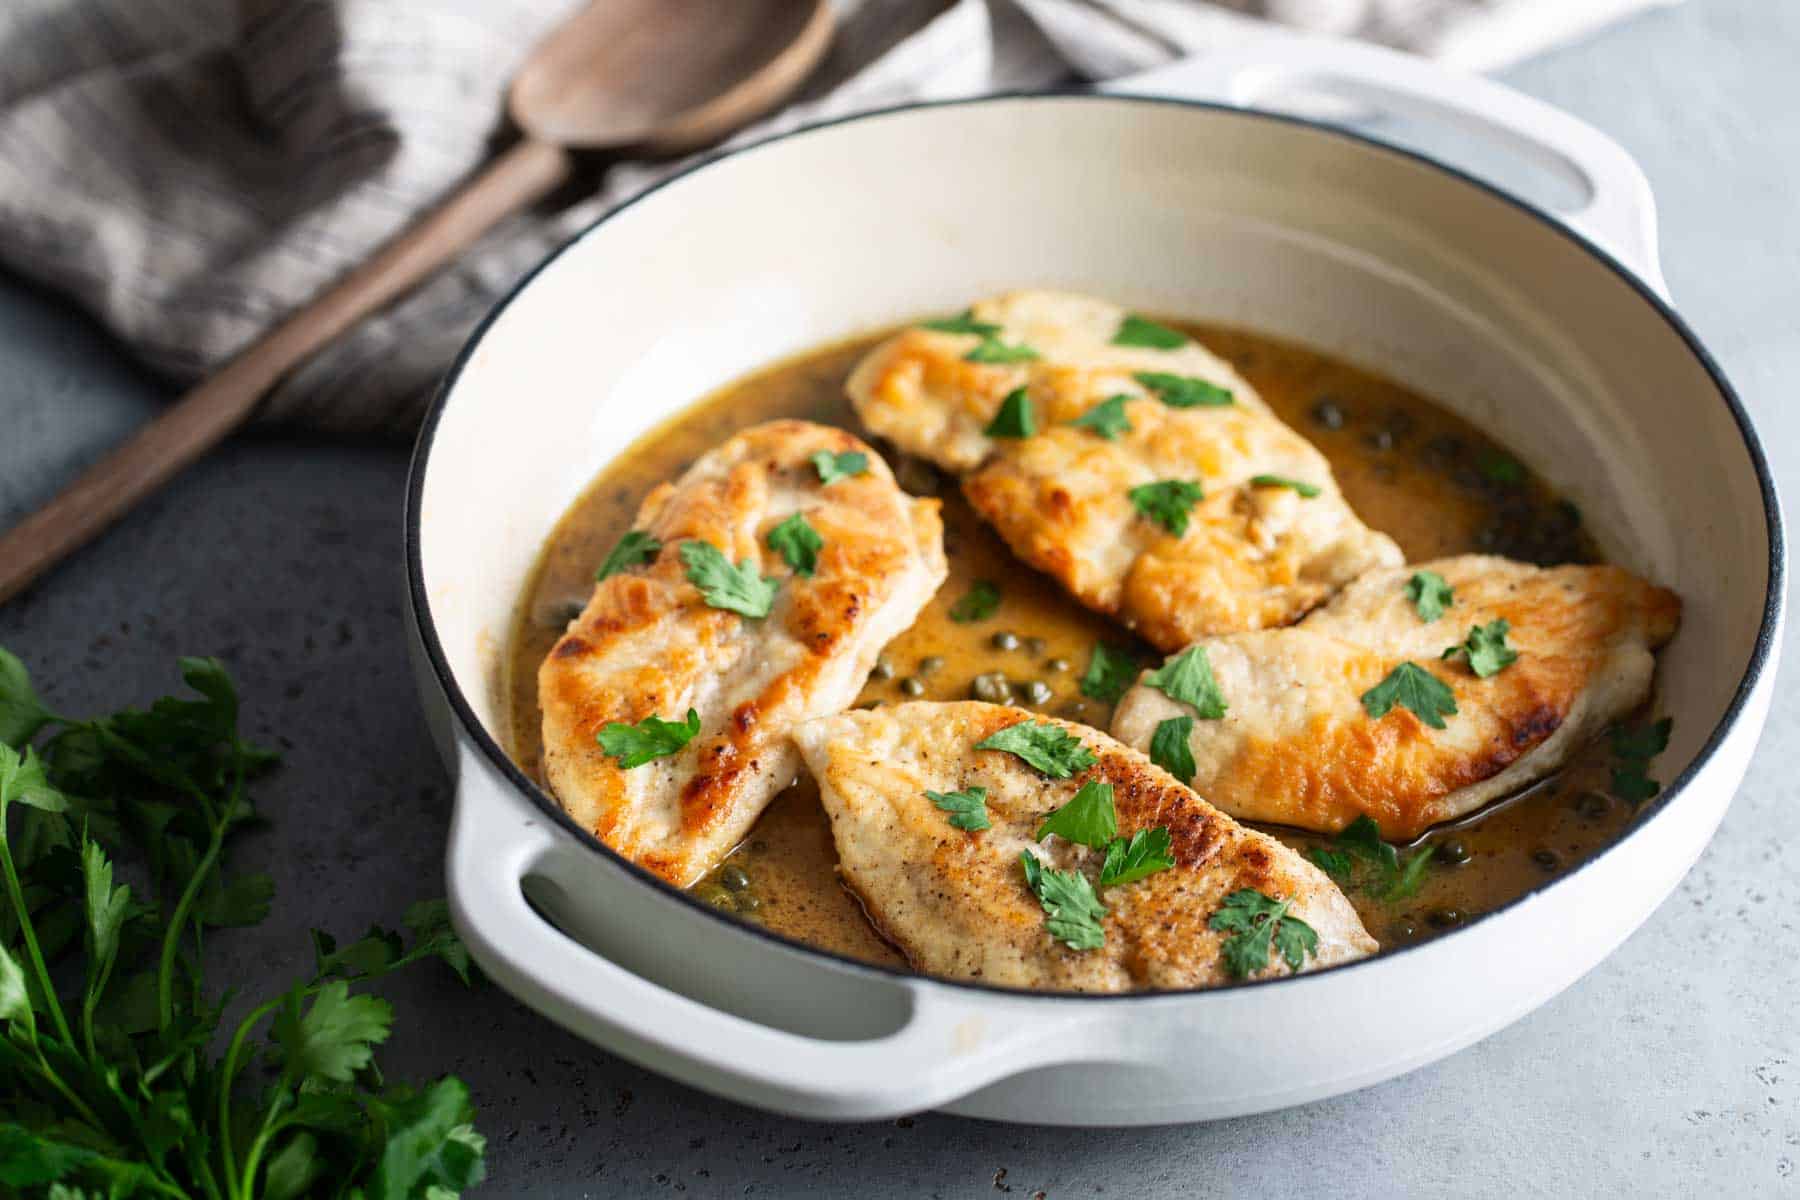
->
[0,138,573,605]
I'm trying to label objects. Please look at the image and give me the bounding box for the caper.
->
[1018,680,1053,705]
[899,676,926,697]
[1382,408,1417,439]
[1022,637,1047,656]
[698,887,736,912]
[719,865,751,892]
[895,456,942,496]
[1427,907,1465,929]
[1575,790,1611,820]
[1310,399,1347,430]
[750,839,768,853]
[971,672,1013,703]
[1046,657,1071,673]
[870,659,895,681]
[1060,699,1092,721]
[1532,848,1562,872]
[1364,428,1395,453]
[917,655,945,675]
[991,631,1020,651]
[544,600,586,627]
[1437,838,1472,866]
[1391,917,1419,941]
[735,894,761,914]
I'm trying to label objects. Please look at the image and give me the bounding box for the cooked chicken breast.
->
[539,420,947,886]
[791,701,1376,991]
[1110,556,1681,840]
[846,290,1400,647]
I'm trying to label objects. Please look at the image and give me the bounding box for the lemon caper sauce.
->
[504,323,1645,971]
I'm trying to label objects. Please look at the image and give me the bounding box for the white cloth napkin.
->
[0,0,1674,435]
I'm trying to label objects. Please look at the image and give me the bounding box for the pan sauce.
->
[503,322,1640,970]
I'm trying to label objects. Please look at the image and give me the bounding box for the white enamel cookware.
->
[406,31,1783,1124]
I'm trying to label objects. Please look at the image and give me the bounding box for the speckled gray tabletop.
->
[3,1,1796,1194]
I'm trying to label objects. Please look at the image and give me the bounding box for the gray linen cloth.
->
[0,0,1674,436]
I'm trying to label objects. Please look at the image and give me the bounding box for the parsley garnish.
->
[984,387,1037,438]
[926,786,991,832]
[976,720,1097,779]
[1069,394,1133,440]
[965,337,1041,364]
[1149,715,1196,783]
[1609,716,1672,804]
[810,449,869,485]
[1111,315,1187,349]
[1143,645,1228,719]
[1035,779,1118,848]
[1099,827,1176,887]
[0,652,479,1198]
[1443,619,1519,678]
[766,513,823,577]
[1360,662,1457,729]
[1129,479,1205,536]
[1134,371,1233,408]
[1479,450,1526,485]
[597,708,702,768]
[918,310,1001,336]
[1210,889,1318,979]
[1020,852,1107,951]
[949,579,1001,622]
[595,529,662,581]
[1317,815,1434,901]
[1405,570,1454,622]
[1248,474,1320,498]
[680,540,778,618]
[1079,643,1138,705]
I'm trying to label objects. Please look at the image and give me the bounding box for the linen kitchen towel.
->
[0,0,1676,435]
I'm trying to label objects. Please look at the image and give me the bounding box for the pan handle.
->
[444,744,1113,1119]
[1110,31,1669,299]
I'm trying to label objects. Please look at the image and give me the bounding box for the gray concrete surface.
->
[2,1,1796,1194]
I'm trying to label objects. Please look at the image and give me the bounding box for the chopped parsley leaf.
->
[1405,570,1454,622]
[597,708,702,768]
[1111,314,1188,349]
[1335,814,1400,874]
[918,310,1001,336]
[1248,474,1321,498]
[1611,717,1672,761]
[1143,645,1227,719]
[984,387,1037,438]
[680,541,778,618]
[1210,889,1318,979]
[1069,394,1133,440]
[1360,662,1457,729]
[1100,827,1176,888]
[976,720,1097,779]
[1479,450,1526,485]
[926,786,991,832]
[1079,642,1139,705]
[1382,845,1436,901]
[595,530,662,581]
[949,579,1001,622]
[1611,764,1661,804]
[1020,852,1107,951]
[1308,847,1355,879]
[1129,479,1205,536]
[1443,619,1519,678]
[1148,715,1196,783]
[1134,370,1233,408]
[810,449,870,485]
[1035,779,1117,849]
[766,513,823,577]
[965,337,1041,364]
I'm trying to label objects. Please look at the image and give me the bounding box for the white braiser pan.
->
[406,32,1783,1124]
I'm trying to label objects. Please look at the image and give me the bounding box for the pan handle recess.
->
[1109,30,1669,299]
[445,744,1118,1119]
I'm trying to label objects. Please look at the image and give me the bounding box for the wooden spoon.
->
[0,0,833,605]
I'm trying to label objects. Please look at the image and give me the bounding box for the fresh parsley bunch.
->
[0,648,483,1198]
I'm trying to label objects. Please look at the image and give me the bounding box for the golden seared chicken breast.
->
[791,702,1376,991]
[1110,556,1681,840]
[539,420,947,886]
[846,291,1400,648]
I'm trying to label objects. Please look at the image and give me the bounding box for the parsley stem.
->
[218,992,284,1200]
[0,832,77,1048]
[157,747,246,1034]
